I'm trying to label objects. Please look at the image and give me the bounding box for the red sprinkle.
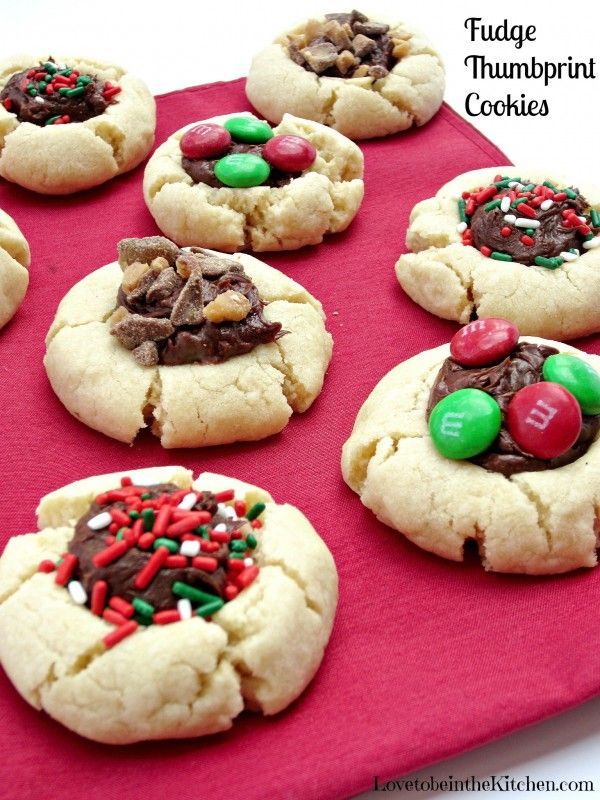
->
[227,559,246,573]
[192,556,218,572]
[225,585,239,600]
[55,554,78,586]
[520,235,535,246]
[108,596,134,618]
[152,506,172,536]
[138,532,155,550]
[554,192,567,201]
[236,565,259,589]
[517,203,536,218]
[110,508,130,527]
[250,519,262,529]
[201,540,220,553]
[108,522,119,534]
[120,476,133,487]
[131,518,144,541]
[2,98,12,110]
[93,540,129,568]
[210,530,231,543]
[103,608,128,626]
[105,535,116,546]
[167,513,211,536]
[165,555,188,568]
[480,246,492,257]
[38,559,56,573]
[153,610,181,625]
[579,225,591,235]
[234,500,246,517]
[465,198,476,216]
[103,620,137,649]
[134,546,169,589]
[500,226,512,237]
[91,580,108,615]
[214,490,235,503]
[476,186,497,204]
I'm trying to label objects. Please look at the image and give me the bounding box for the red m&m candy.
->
[506,382,582,459]
[450,318,520,367]
[263,135,317,173]
[180,124,232,159]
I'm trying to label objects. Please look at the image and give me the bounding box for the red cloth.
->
[1,78,599,800]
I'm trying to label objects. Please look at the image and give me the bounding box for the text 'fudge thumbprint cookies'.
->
[0,468,338,743]
[396,168,600,340]
[143,112,363,251]
[246,10,445,140]
[44,237,333,447]
[342,318,600,575]
[0,55,155,193]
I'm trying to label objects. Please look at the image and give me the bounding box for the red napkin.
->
[1,78,598,800]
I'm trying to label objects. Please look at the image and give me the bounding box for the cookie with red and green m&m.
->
[143,111,364,252]
[342,318,600,575]
[395,167,600,340]
[0,467,338,743]
[0,54,155,194]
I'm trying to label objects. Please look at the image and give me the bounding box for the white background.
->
[5,0,600,796]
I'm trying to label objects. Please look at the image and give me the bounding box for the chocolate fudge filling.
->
[110,237,283,367]
[0,59,116,126]
[470,183,592,265]
[182,142,293,189]
[287,10,411,79]
[68,484,236,611]
[427,343,600,476]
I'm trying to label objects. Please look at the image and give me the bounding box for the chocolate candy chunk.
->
[194,255,243,278]
[112,314,174,350]
[122,261,152,293]
[118,236,180,269]
[132,340,159,367]
[146,268,183,303]
[301,42,339,73]
[368,64,388,79]
[175,252,204,279]
[126,269,162,304]
[288,40,306,65]
[352,20,389,36]
[170,268,205,326]
[352,33,376,58]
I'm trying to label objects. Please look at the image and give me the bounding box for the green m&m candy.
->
[223,117,274,144]
[542,354,600,414]
[214,153,270,188]
[429,388,501,459]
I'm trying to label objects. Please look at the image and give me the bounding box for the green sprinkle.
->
[129,510,140,520]
[58,87,70,95]
[246,534,257,550]
[196,599,224,618]
[485,200,501,212]
[44,62,57,74]
[534,256,564,269]
[543,181,558,192]
[65,86,85,97]
[44,115,60,126]
[77,75,92,85]
[458,199,467,223]
[563,187,577,200]
[141,492,152,500]
[134,613,153,626]
[141,508,155,531]
[133,597,155,617]
[525,228,535,236]
[521,183,535,192]
[569,248,579,254]
[195,525,210,539]
[58,68,72,77]
[584,232,595,241]
[115,528,126,541]
[511,197,528,208]
[230,540,247,552]
[153,537,178,553]
[246,502,266,521]
[27,88,37,97]
[172,581,218,605]
[228,553,246,560]
[493,179,511,189]
[590,209,600,228]
[490,252,513,262]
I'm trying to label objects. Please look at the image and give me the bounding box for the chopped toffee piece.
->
[110,237,283,366]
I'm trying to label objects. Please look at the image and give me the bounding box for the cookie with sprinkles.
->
[143,111,364,251]
[0,467,338,743]
[44,237,333,447]
[0,55,155,194]
[0,208,30,328]
[395,167,600,340]
[342,319,600,575]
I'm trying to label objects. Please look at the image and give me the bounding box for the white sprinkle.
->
[560,251,579,262]
[515,218,541,229]
[180,540,200,557]
[87,511,111,530]
[503,214,516,225]
[456,222,467,233]
[244,558,254,568]
[540,199,554,211]
[213,523,227,533]
[33,95,44,104]
[222,506,237,520]
[583,237,600,250]
[500,197,511,213]
[177,492,197,510]
[578,216,587,224]
[177,598,192,620]
[68,581,87,605]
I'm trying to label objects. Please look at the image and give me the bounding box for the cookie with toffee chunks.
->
[0,208,29,328]
[0,467,338,743]
[44,237,333,447]
[0,55,155,194]
[143,111,363,251]
[342,318,600,574]
[396,167,600,340]
[246,11,445,140]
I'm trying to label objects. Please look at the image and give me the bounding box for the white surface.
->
[5,0,600,794]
